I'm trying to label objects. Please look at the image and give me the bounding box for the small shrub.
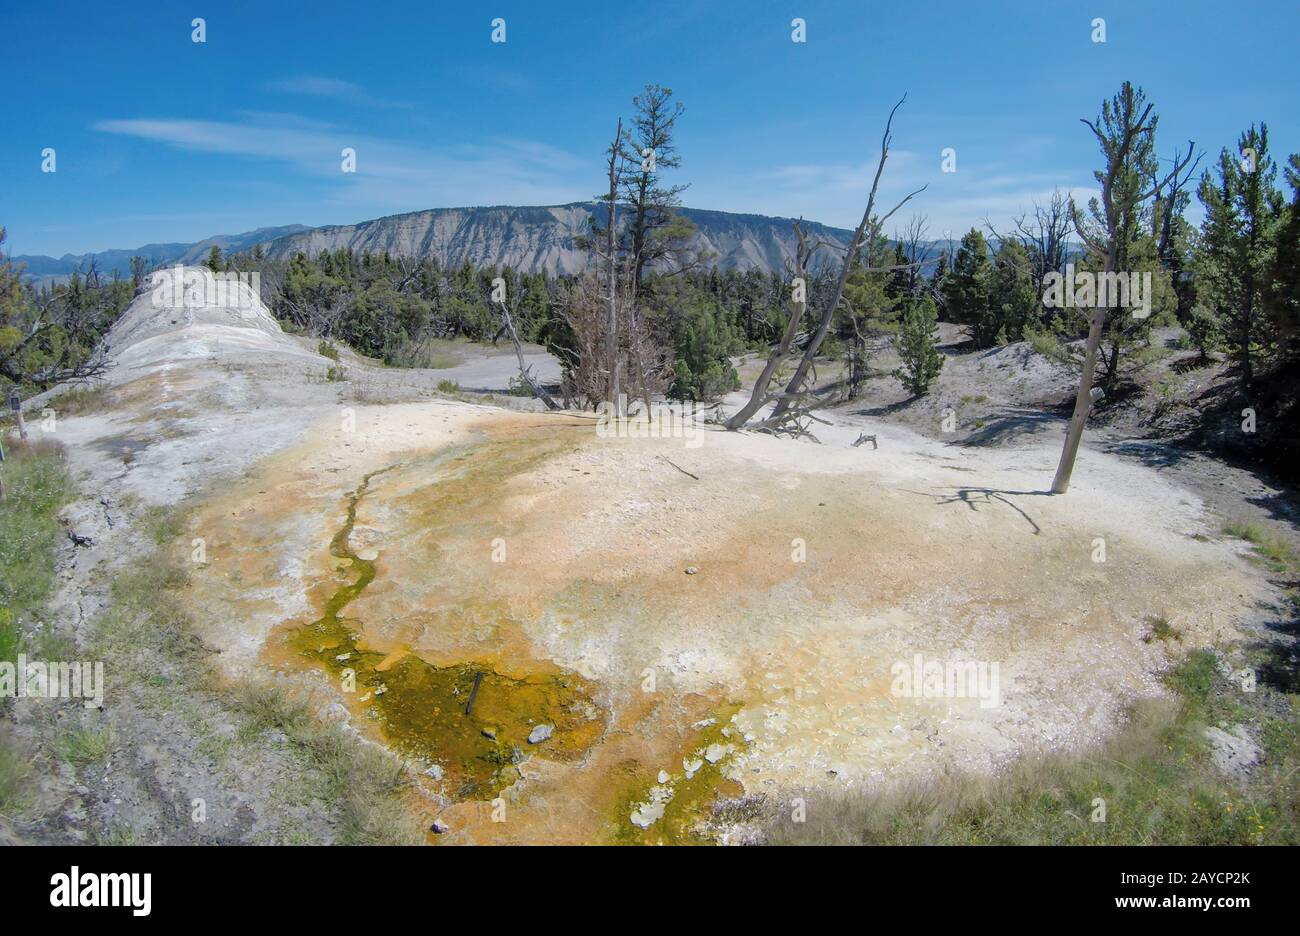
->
[1183,303,1223,361]
[1142,614,1183,643]
[1025,323,1070,363]
[57,725,113,767]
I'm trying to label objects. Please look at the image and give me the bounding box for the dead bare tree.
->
[599,118,627,412]
[624,292,671,419]
[0,316,109,387]
[1050,86,1196,494]
[493,285,559,410]
[724,221,817,430]
[895,215,935,295]
[1150,143,1202,267]
[1012,190,1074,288]
[553,274,608,408]
[727,95,926,434]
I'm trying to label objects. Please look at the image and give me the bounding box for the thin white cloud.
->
[267,75,413,110]
[92,112,1101,239]
[457,65,537,95]
[699,149,1095,240]
[92,114,591,211]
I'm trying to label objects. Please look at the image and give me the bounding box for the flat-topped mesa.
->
[98,265,319,371]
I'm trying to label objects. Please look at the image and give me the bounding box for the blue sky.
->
[3,0,1297,257]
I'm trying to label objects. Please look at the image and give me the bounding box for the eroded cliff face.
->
[260,204,855,274]
[17,206,857,285]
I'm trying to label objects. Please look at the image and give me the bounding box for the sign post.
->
[7,390,26,441]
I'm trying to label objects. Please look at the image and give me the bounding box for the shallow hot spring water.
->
[285,451,607,799]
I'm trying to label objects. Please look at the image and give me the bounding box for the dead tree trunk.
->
[728,96,925,433]
[604,118,623,414]
[1050,96,1194,493]
[724,222,814,428]
[497,295,559,410]
[627,294,655,420]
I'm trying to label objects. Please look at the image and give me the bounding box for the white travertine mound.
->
[101,265,320,370]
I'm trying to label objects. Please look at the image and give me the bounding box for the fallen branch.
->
[659,455,699,480]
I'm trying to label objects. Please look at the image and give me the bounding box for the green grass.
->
[97,824,141,846]
[88,550,422,845]
[0,429,419,844]
[56,724,113,767]
[0,439,70,665]
[1142,614,1183,643]
[90,554,197,688]
[763,651,1299,845]
[1223,519,1299,573]
[0,441,72,829]
[137,503,189,547]
[0,728,35,820]
[233,682,422,845]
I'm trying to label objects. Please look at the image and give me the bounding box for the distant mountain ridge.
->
[14,205,859,284]
[15,225,313,286]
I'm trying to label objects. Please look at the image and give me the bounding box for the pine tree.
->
[1051,81,1195,493]
[620,84,696,292]
[943,229,994,346]
[990,238,1039,342]
[1197,124,1283,387]
[670,299,740,401]
[129,255,147,289]
[840,226,900,396]
[892,296,944,395]
[1267,153,1300,367]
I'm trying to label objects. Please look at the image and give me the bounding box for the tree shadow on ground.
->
[1245,490,1300,528]
[954,406,1067,448]
[1253,602,1299,694]
[1170,354,1218,375]
[1098,437,1200,470]
[851,396,922,419]
[902,485,1052,535]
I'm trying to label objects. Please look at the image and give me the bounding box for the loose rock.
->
[1204,724,1262,784]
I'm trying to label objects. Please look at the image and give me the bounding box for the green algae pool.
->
[288,450,605,799]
